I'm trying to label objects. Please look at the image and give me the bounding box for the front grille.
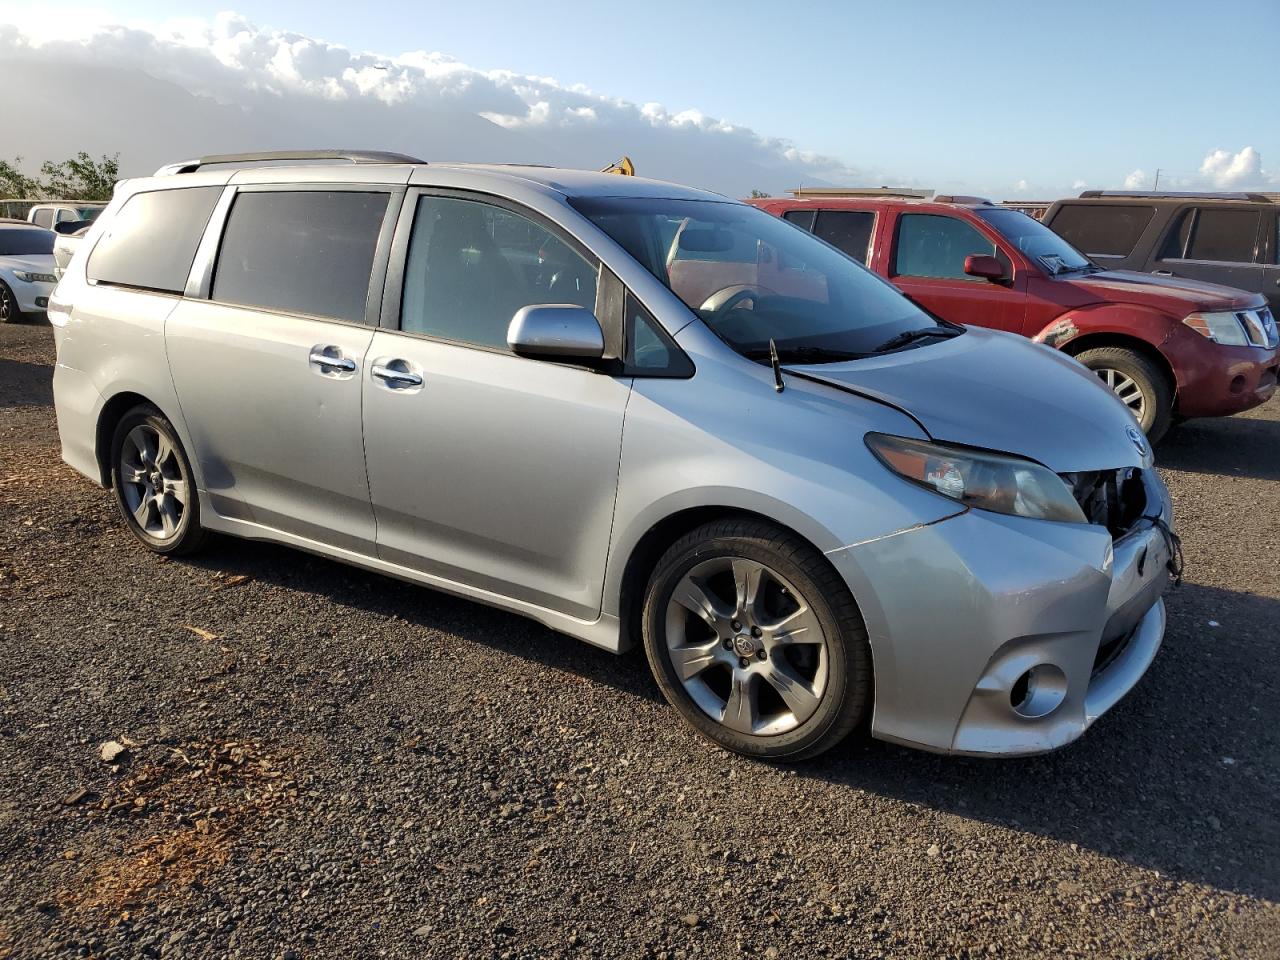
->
[1060,467,1147,538]
[1239,307,1278,348]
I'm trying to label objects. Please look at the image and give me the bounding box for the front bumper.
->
[1168,334,1278,419]
[829,471,1172,756]
[9,278,55,313]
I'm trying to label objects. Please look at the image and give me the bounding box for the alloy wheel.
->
[664,556,830,737]
[1095,367,1147,421]
[0,285,14,323]
[118,424,188,540]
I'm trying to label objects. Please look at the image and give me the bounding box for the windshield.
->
[977,208,1093,275]
[571,197,940,360]
[0,227,55,256]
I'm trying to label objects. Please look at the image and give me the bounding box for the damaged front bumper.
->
[829,470,1173,756]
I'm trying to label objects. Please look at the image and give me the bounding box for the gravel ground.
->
[1,320,1277,959]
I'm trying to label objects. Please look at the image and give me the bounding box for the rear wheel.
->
[110,405,208,556]
[1075,346,1173,444]
[0,281,19,324]
[641,519,872,761]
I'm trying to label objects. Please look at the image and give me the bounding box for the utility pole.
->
[1153,168,1161,190]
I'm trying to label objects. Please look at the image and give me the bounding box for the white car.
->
[0,221,57,322]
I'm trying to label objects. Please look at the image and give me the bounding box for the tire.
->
[1075,346,1173,444]
[0,280,20,324]
[641,518,872,762]
[109,405,208,556]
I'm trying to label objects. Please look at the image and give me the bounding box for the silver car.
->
[49,151,1175,761]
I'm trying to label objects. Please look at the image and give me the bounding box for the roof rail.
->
[934,194,992,205]
[154,150,427,176]
[1078,189,1273,202]
[789,186,934,199]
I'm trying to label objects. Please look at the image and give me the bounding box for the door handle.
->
[309,347,357,373]
[1153,270,1174,277]
[371,362,423,387]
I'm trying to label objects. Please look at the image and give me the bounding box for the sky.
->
[2,0,1277,197]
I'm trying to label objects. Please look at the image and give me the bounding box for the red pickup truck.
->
[749,195,1278,441]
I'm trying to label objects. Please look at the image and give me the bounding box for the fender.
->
[1030,302,1176,353]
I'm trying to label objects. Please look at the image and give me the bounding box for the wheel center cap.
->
[732,634,759,658]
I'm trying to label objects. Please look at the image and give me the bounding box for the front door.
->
[362,192,631,619]
[887,212,1026,333]
[166,186,396,552]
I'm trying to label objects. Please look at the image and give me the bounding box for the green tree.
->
[38,152,120,201]
[749,189,770,199]
[0,157,39,199]
[0,152,120,202]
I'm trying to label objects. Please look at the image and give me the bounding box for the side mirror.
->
[507,304,605,361]
[964,254,1006,282]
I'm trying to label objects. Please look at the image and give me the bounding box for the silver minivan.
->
[50,151,1176,761]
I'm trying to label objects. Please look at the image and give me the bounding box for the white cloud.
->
[1071,179,1087,190]
[1122,168,1147,190]
[0,11,894,196]
[1013,179,1029,193]
[1198,146,1269,188]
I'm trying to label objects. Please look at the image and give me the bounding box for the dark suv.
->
[1043,191,1280,313]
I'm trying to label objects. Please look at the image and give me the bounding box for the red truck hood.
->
[1063,269,1264,313]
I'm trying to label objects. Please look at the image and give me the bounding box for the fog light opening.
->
[1229,375,1246,395]
[1010,664,1068,719]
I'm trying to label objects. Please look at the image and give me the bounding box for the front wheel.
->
[0,281,19,324]
[110,405,208,556]
[642,519,872,761]
[1075,346,1173,444]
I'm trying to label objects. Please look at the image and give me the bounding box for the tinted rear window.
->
[1048,204,1155,257]
[211,190,389,323]
[87,187,221,293]
[0,226,55,256]
[1184,207,1260,263]
[814,210,875,264]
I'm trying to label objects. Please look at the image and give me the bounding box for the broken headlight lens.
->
[866,434,1087,524]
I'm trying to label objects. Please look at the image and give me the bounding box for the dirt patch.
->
[59,740,296,918]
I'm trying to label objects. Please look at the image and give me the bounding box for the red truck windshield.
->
[977,208,1094,275]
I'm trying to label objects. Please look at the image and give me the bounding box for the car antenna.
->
[769,338,784,393]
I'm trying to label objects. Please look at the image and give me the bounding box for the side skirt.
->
[200,510,625,653]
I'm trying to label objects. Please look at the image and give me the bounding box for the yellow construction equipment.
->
[601,156,635,176]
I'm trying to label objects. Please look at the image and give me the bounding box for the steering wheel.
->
[698,284,775,322]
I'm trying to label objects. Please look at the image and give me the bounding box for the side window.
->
[814,210,875,264]
[1182,207,1261,263]
[893,213,996,279]
[212,190,389,323]
[88,187,222,294]
[1049,204,1154,258]
[401,195,598,349]
[625,293,692,376]
[31,208,54,229]
[782,210,816,232]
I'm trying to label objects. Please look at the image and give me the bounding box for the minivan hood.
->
[791,327,1150,473]
[1064,268,1263,312]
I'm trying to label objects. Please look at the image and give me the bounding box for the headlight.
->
[1183,311,1250,346]
[13,270,57,284]
[866,433,1087,524]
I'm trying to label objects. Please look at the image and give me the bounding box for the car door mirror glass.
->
[507,304,605,361]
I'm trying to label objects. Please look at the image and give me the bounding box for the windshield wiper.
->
[871,325,962,353]
[742,345,871,364]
